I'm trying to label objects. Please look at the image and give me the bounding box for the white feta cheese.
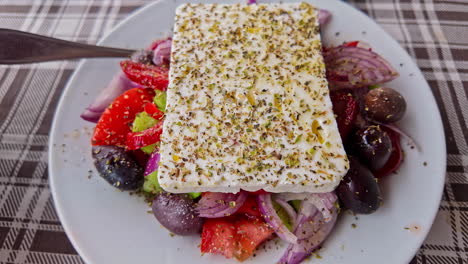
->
[159,3,349,193]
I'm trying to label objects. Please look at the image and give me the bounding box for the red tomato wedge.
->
[201,216,273,261]
[91,88,155,147]
[120,60,169,91]
[201,218,237,259]
[235,218,274,261]
[126,122,163,150]
[236,195,262,218]
[143,103,164,120]
[330,91,358,141]
[343,41,359,47]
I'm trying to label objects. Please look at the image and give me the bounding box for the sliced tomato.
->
[126,122,163,150]
[343,41,359,47]
[330,91,358,141]
[120,60,169,91]
[91,88,155,147]
[235,217,273,261]
[201,216,273,261]
[374,127,403,178]
[144,103,164,120]
[236,195,262,218]
[201,218,237,259]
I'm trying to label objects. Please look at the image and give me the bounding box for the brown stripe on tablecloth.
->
[413,47,430,59]
[0,69,31,128]
[118,5,145,15]
[30,230,77,254]
[0,226,9,248]
[0,6,32,14]
[436,11,468,22]
[11,228,26,250]
[452,184,468,202]
[16,162,36,180]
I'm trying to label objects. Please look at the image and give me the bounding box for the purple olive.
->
[364,87,406,123]
[92,146,144,190]
[352,125,392,171]
[152,193,203,235]
[336,157,382,214]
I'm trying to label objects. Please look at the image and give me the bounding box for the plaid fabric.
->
[0,0,466,263]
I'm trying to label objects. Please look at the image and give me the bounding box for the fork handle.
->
[0,28,136,64]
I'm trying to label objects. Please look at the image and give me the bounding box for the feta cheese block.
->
[159,3,349,193]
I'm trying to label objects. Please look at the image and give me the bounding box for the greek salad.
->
[81,3,411,264]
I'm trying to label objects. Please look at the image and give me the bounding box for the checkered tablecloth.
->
[0,0,466,263]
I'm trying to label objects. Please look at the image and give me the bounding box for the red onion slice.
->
[144,152,160,176]
[257,194,298,244]
[326,53,388,85]
[276,192,337,222]
[375,122,420,152]
[324,45,399,89]
[196,191,247,218]
[293,201,318,234]
[274,198,298,228]
[318,9,331,26]
[302,193,336,222]
[80,71,139,123]
[152,39,172,66]
[294,201,321,240]
[80,108,101,123]
[247,0,257,4]
[279,206,338,264]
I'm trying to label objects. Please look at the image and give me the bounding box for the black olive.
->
[351,125,392,171]
[364,87,406,123]
[152,193,203,235]
[92,146,144,190]
[336,157,382,214]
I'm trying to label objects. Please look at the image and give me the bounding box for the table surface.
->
[0,0,466,263]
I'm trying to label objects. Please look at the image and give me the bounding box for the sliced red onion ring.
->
[324,45,399,89]
[144,152,160,176]
[80,108,101,123]
[318,9,331,26]
[303,193,336,222]
[276,192,337,222]
[196,191,247,218]
[247,0,257,4]
[279,206,338,264]
[80,71,140,123]
[152,39,172,66]
[257,194,298,244]
[294,201,320,240]
[374,122,420,152]
[274,198,298,227]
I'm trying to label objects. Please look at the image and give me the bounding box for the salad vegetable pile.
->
[83,6,411,264]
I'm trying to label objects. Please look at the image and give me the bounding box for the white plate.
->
[49,0,446,263]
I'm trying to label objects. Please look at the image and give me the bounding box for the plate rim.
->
[48,1,447,263]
